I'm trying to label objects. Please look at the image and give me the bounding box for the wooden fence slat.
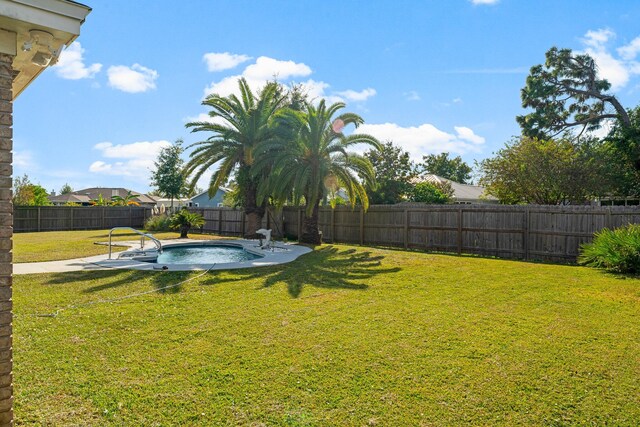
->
[14,204,640,263]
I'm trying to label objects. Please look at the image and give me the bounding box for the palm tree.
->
[110,190,140,206]
[184,78,285,237]
[254,100,381,244]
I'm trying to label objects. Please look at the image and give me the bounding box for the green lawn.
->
[13,229,221,263]
[12,240,640,425]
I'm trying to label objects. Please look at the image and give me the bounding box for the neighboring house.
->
[414,174,497,204]
[594,197,640,207]
[188,188,230,208]
[49,187,156,207]
[153,197,192,210]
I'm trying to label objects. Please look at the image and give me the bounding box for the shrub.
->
[170,209,205,238]
[145,214,172,232]
[412,182,450,204]
[579,224,640,273]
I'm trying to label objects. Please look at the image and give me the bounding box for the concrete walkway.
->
[14,239,312,275]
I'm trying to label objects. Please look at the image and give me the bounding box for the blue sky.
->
[13,0,640,194]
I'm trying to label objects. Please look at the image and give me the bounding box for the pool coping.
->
[13,239,312,275]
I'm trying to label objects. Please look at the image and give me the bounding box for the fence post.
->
[524,206,530,261]
[457,206,463,255]
[403,209,409,249]
[129,206,132,227]
[331,208,335,243]
[70,207,74,230]
[297,208,303,240]
[37,207,41,232]
[359,206,364,246]
[240,210,245,237]
[101,207,105,229]
[218,209,223,235]
[606,206,612,229]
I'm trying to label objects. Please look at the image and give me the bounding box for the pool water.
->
[155,245,262,265]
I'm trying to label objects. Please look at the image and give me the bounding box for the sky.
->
[12,0,640,194]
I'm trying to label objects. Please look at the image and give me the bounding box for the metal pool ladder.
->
[108,227,162,259]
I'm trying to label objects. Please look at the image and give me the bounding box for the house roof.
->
[190,187,230,200]
[49,187,156,204]
[48,193,90,204]
[414,174,496,202]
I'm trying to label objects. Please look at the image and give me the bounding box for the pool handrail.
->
[108,227,162,259]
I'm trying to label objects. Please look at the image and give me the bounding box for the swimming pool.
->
[155,244,262,265]
[109,239,312,271]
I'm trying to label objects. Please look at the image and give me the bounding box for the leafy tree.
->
[150,139,188,208]
[170,208,205,238]
[31,186,51,206]
[12,174,33,206]
[411,181,450,204]
[517,47,631,141]
[364,141,417,204]
[420,152,472,184]
[606,105,640,181]
[478,136,620,205]
[254,100,381,244]
[184,78,285,237]
[12,174,51,206]
[59,183,73,195]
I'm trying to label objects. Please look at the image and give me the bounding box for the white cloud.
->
[204,56,312,98]
[454,126,485,144]
[107,64,158,93]
[580,28,640,91]
[94,140,170,159]
[470,0,499,4]
[203,52,252,72]
[618,36,640,60]
[357,122,486,161]
[404,91,421,101]
[13,150,34,169]
[90,140,170,181]
[334,88,376,102]
[53,42,102,80]
[202,56,374,108]
[582,29,615,48]
[243,56,312,80]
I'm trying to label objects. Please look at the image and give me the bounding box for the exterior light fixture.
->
[23,29,59,67]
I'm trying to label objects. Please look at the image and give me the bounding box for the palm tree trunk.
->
[301,202,322,245]
[243,181,265,237]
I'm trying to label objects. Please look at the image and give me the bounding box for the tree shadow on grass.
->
[40,245,400,299]
[43,269,193,294]
[200,245,401,297]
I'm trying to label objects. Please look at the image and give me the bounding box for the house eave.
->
[0,0,91,99]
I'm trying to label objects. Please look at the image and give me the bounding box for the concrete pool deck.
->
[14,239,312,275]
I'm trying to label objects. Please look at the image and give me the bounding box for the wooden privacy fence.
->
[14,206,150,232]
[14,204,640,262]
[190,207,280,236]
[280,204,640,262]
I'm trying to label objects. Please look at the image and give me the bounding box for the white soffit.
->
[0,0,91,98]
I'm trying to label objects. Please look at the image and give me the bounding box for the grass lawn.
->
[11,240,640,425]
[13,229,222,263]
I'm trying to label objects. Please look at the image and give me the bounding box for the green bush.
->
[579,224,640,273]
[145,214,172,232]
[170,209,205,238]
[411,182,450,204]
